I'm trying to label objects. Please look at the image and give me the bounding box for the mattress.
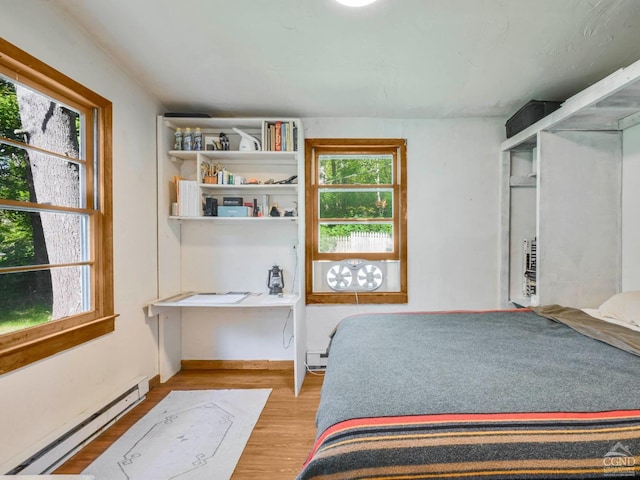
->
[297,308,640,479]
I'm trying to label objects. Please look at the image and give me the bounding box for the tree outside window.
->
[1,79,86,331]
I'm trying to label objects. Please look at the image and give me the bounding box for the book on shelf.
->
[174,177,200,216]
[275,121,282,151]
[262,120,297,152]
[271,126,276,151]
[290,122,297,151]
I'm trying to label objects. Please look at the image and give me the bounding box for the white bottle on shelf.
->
[174,128,183,150]
[194,127,203,151]
[183,127,193,151]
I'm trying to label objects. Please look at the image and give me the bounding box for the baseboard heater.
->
[6,376,149,475]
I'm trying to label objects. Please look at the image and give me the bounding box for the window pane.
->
[0,265,88,333]
[0,269,52,333]
[0,208,88,268]
[319,222,393,253]
[0,142,29,202]
[0,76,81,159]
[0,143,83,208]
[319,188,393,219]
[319,154,393,185]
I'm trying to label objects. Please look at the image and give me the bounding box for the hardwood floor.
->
[54,369,325,479]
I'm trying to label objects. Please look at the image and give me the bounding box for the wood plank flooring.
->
[54,369,325,479]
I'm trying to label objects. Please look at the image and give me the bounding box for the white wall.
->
[0,1,163,471]
[622,124,640,290]
[302,117,504,352]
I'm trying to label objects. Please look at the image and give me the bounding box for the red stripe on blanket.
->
[348,308,532,317]
[303,409,640,466]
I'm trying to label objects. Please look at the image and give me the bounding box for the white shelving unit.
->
[154,116,306,395]
[499,59,640,308]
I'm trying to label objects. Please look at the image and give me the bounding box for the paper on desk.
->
[177,293,248,305]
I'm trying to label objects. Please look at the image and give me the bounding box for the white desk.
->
[148,291,299,315]
[147,291,305,395]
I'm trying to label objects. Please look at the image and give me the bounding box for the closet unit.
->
[500,59,640,308]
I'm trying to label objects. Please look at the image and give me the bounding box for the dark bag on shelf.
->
[506,100,563,138]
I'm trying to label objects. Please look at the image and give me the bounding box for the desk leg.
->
[293,299,307,396]
[159,309,182,382]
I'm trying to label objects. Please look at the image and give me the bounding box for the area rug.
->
[82,389,271,480]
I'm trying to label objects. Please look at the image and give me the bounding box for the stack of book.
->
[262,121,297,151]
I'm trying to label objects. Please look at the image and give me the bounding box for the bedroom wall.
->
[302,117,504,352]
[622,123,640,290]
[0,1,163,471]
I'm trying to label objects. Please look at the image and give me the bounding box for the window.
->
[0,38,114,374]
[305,138,407,304]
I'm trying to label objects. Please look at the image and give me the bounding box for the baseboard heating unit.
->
[5,376,149,475]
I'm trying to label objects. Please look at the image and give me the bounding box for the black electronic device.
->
[204,197,218,216]
[223,197,243,206]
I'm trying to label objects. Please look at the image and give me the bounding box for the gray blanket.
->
[316,309,640,435]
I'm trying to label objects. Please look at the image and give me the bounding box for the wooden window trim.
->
[305,138,408,304]
[0,38,115,374]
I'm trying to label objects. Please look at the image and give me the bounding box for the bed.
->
[297,292,640,480]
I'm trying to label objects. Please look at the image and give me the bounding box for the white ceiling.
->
[53,0,640,120]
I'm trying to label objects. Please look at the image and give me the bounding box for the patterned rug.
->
[83,389,271,480]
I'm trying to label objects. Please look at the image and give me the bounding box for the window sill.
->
[306,292,408,305]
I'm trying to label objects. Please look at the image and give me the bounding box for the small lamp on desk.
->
[267,265,284,295]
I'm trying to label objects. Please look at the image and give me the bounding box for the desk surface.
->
[148,291,300,316]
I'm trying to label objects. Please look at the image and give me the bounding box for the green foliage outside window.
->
[319,155,392,184]
[318,154,394,253]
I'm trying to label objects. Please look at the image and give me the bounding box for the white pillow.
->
[598,291,640,327]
